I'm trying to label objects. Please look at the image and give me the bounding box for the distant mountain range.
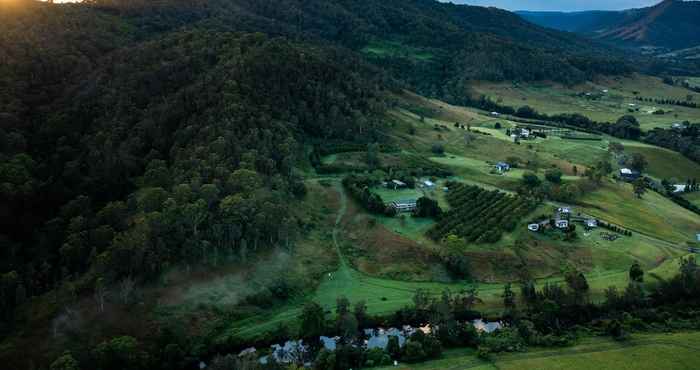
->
[518,0,700,52]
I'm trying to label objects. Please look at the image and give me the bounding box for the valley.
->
[1,1,699,370]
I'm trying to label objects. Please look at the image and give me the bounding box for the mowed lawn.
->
[624,144,700,180]
[580,182,700,244]
[534,136,608,167]
[380,332,700,370]
[429,154,525,190]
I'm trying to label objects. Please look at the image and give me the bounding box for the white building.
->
[673,185,687,193]
[390,200,417,213]
[391,180,407,189]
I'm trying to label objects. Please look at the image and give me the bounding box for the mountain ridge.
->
[518,0,700,51]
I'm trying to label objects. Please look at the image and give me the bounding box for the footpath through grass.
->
[223,184,685,342]
[378,331,700,370]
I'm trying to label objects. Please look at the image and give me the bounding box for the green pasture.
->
[580,182,700,244]
[623,144,700,180]
[222,250,682,342]
[361,40,434,61]
[379,331,700,370]
[471,77,700,131]
[683,192,700,208]
[429,154,524,190]
[533,136,608,166]
[373,186,426,203]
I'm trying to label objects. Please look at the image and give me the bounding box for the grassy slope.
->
[580,182,700,244]
[470,74,700,131]
[623,144,700,180]
[683,192,700,208]
[379,331,700,370]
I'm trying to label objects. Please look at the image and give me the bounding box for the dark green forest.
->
[1,0,390,333]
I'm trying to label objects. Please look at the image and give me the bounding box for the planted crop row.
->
[428,183,537,243]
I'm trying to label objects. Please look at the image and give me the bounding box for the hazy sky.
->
[448,0,664,11]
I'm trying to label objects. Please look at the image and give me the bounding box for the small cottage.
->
[495,162,511,173]
[391,179,407,189]
[619,168,641,181]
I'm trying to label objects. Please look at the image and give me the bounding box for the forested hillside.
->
[198,0,633,99]
[1,0,389,334]
[519,0,700,51]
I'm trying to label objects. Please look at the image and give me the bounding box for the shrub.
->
[402,340,426,363]
[476,346,492,360]
[431,143,445,155]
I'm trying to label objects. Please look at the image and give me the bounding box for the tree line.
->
[45,257,700,370]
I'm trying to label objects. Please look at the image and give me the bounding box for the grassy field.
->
[429,154,525,190]
[683,192,700,208]
[685,77,700,88]
[533,136,608,167]
[362,40,434,61]
[223,260,683,342]
[378,331,700,370]
[470,75,700,131]
[623,143,700,180]
[580,182,700,244]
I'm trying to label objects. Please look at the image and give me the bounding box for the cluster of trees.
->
[634,96,698,109]
[663,187,700,216]
[644,123,700,164]
[342,175,387,215]
[414,197,442,218]
[679,178,699,193]
[309,289,482,369]
[428,183,538,244]
[597,221,633,237]
[517,171,587,204]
